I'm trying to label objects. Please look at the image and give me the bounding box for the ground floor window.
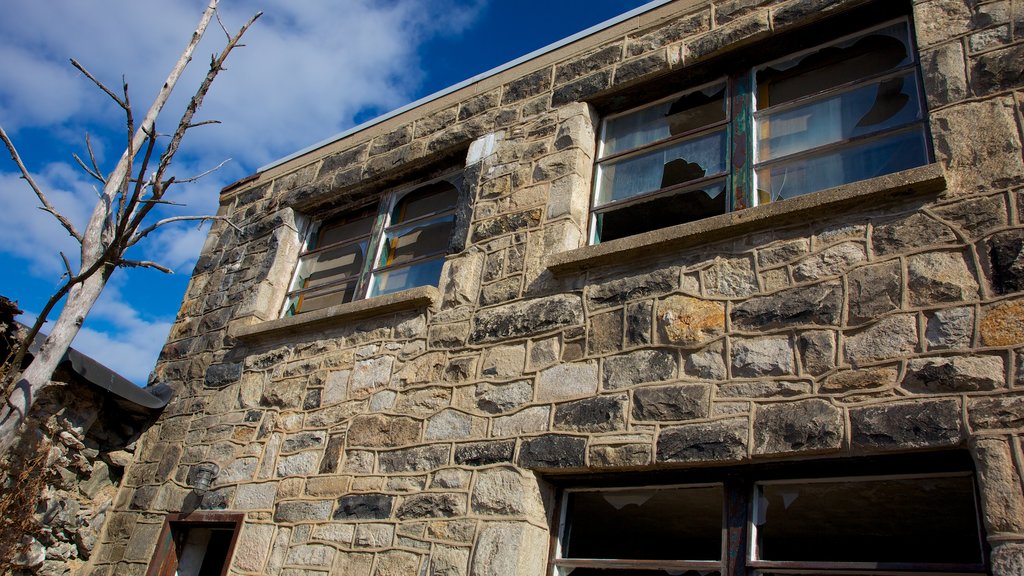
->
[146,513,243,576]
[549,453,985,576]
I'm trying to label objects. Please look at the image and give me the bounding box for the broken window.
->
[590,17,929,244]
[146,514,242,576]
[284,174,461,316]
[550,463,985,576]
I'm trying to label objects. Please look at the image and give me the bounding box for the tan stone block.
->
[981,300,1024,346]
[306,475,352,497]
[348,414,421,448]
[657,295,725,346]
[972,436,1024,534]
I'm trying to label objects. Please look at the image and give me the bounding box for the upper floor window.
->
[283,175,460,316]
[590,18,928,244]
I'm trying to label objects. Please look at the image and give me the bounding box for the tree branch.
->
[0,126,84,243]
[118,259,173,274]
[127,214,237,247]
[70,59,128,110]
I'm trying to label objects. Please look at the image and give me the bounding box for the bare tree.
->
[0,0,261,454]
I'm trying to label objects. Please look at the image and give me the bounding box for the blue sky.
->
[0,0,653,383]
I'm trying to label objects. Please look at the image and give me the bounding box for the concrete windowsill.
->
[233,285,439,343]
[546,163,947,275]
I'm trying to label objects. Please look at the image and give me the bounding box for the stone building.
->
[85,0,1024,574]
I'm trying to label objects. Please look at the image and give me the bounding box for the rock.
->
[517,435,586,469]
[926,307,974,349]
[602,349,676,389]
[454,441,515,466]
[980,300,1024,346]
[282,431,326,452]
[902,355,1004,393]
[396,493,466,519]
[656,418,748,463]
[589,269,677,308]
[234,483,278,510]
[658,295,725,346]
[471,467,543,516]
[872,213,957,256]
[588,443,652,467]
[347,414,421,448]
[991,542,1024,576]
[204,362,242,389]
[850,399,962,450]
[537,361,598,401]
[703,256,758,297]
[492,406,550,437]
[426,410,476,440]
[971,42,1024,96]
[276,452,320,477]
[820,367,898,393]
[844,314,918,365]
[968,394,1024,429]
[476,381,532,414]
[632,384,709,421]
[731,336,794,377]
[12,536,45,569]
[553,395,627,432]
[469,522,547,576]
[481,344,526,378]
[753,399,843,456]
[430,545,471,576]
[351,356,394,395]
[972,437,1024,534]
[286,544,335,567]
[588,310,623,354]
[932,97,1024,192]
[334,494,394,520]
[471,209,543,243]
[469,295,584,343]
[907,251,979,305]
[732,281,842,329]
[79,461,113,499]
[847,260,901,323]
[792,242,866,282]
[920,41,968,107]
[684,341,726,379]
[379,445,450,473]
[274,500,333,523]
[987,230,1024,295]
[718,380,811,398]
[104,450,133,469]
[798,330,836,375]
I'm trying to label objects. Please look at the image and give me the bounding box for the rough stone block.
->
[469,522,547,576]
[378,445,450,473]
[274,500,333,523]
[732,281,842,329]
[657,418,748,463]
[347,414,420,448]
[731,335,795,377]
[920,41,968,107]
[588,310,623,354]
[717,380,811,398]
[657,295,725,346]
[902,355,1004,393]
[684,341,726,379]
[333,494,394,521]
[589,269,677,308]
[907,251,979,306]
[926,307,974,350]
[686,12,770,61]
[470,295,584,344]
[632,384,709,421]
[702,256,758,297]
[986,230,1024,295]
[502,68,552,105]
[980,300,1024,346]
[555,44,622,84]
[454,441,516,466]
[972,437,1024,534]
[537,361,598,401]
[753,399,843,456]
[475,381,532,414]
[396,493,466,519]
[426,409,477,441]
[588,443,652,467]
[871,213,957,256]
[793,242,866,282]
[971,42,1024,95]
[843,314,918,366]
[820,367,898,393]
[553,394,627,432]
[847,260,901,324]
[932,97,1024,192]
[517,435,586,469]
[850,399,962,450]
[967,394,1024,429]
[471,467,544,517]
[602,349,676,389]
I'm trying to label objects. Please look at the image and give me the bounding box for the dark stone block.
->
[588,269,677,308]
[850,399,962,450]
[903,356,1003,393]
[625,301,652,346]
[318,143,368,178]
[517,435,586,469]
[934,195,1006,239]
[603,349,677,389]
[454,440,515,466]
[968,394,1024,429]
[847,261,901,324]
[555,45,622,84]
[395,493,465,519]
[972,43,1024,96]
[303,389,321,410]
[244,410,262,423]
[771,0,867,29]
[657,418,748,463]
[686,13,770,62]
[469,295,583,344]
[502,68,552,105]
[551,71,613,107]
[378,445,450,473]
[731,281,842,329]
[129,486,158,510]
[282,432,325,453]
[236,182,272,206]
[753,399,843,456]
[987,230,1024,295]
[613,52,668,86]
[204,362,242,389]
[458,91,500,121]
[334,494,394,520]
[554,395,627,432]
[872,213,957,256]
[369,125,412,156]
[318,434,345,474]
[632,384,708,421]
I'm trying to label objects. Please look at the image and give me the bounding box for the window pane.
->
[315,211,375,249]
[557,569,720,576]
[563,485,723,561]
[297,240,368,290]
[757,22,912,109]
[378,215,455,268]
[755,127,928,203]
[392,180,459,223]
[290,281,359,314]
[756,72,922,162]
[596,130,727,206]
[755,475,983,564]
[603,83,727,157]
[369,257,445,298]
[595,180,726,243]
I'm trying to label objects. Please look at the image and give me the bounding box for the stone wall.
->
[86,0,1024,574]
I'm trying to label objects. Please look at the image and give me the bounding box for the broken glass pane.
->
[594,180,726,243]
[603,83,727,157]
[315,211,375,249]
[392,180,459,222]
[562,485,723,561]
[369,257,445,298]
[755,475,983,564]
[287,281,359,315]
[377,215,454,269]
[297,240,368,290]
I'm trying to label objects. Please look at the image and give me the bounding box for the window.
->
[284,174,461,316]
[146,513,243,576]
[591,17,929,244]
[549,456,986,576]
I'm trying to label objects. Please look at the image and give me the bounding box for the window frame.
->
[282,171,462,316]
[145,512,244,576]
[589,15,930,245]
[546,455,987,576]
